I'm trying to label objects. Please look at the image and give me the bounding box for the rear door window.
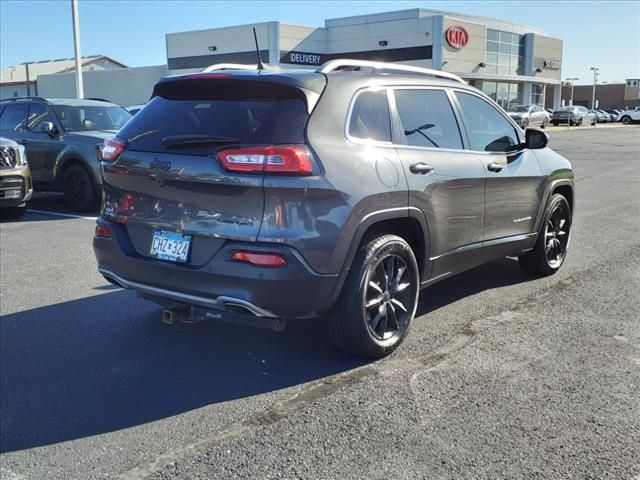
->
[0,103,28,131]
[348,90,391,142]
[118,79,310,155]
[394,89,463,149]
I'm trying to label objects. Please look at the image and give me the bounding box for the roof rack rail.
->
[0,96,48,102]
[202,63,258,72]
[316,59,465,84]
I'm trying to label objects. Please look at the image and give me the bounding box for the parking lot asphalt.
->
[1,126,639,479]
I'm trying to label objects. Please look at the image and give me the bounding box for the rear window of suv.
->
[118,78,310,155]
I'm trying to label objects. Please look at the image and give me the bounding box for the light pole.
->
[590,66,599,109]
[71,0,84,99]
[566,77,579,106]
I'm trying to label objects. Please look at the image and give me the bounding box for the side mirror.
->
[40,121,56,136]
[525,128,548,150]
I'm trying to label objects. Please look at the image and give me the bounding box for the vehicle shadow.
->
[0,257,532,453]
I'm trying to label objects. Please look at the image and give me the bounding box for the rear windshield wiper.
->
[161,135,240,148]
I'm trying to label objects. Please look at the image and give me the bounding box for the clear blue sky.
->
[1,0,638,84]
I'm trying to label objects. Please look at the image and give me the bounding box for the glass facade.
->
[485,29,525,76]
[531,84,545,106]
[481,82,523,110]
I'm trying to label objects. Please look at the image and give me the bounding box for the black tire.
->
[329,234,420,358]
[577,117,583,126]
[63,165,99,212]
[552,121,558,126]
[521,119,529,130]
[541,118,549,129]
[591,117,596,126]
[1,206,26,220]
[621,115,632,125]
[519,194,572,276]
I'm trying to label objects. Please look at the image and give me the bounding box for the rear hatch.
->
[100,72,326,265]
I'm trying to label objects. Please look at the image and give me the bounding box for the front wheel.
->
[577,117,583,126]
[541,118,549,129]
[329,234,420,358]
[621,115,632,125]
[63,165,99,212]
[519,194,572,276]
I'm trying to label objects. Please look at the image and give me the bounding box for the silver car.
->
[507,105,550,129]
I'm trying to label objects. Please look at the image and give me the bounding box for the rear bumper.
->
[93,218,341,320]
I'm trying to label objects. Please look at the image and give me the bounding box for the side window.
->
[27,103,52,131]
[348,89,391,142]
[394,89,463,149]
[455,92,520,152]
[0,103,29,131]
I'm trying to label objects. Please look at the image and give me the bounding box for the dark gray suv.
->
[94,60,574,358]
[0,97,131,211]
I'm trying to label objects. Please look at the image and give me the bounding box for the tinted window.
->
[455,92,520,152]
[0,103,28,131]
[395,89,463,149]
[118,81,310,155]
[52,105,130,131]
[27,103,52,131]
[348,90,391,142]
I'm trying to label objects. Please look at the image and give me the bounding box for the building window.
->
[481,81,523,110]
[486,29,525,76]
[531,84,544,106]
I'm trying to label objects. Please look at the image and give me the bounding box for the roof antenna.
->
[252,27,265,70]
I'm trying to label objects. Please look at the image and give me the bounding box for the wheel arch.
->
[327,208,431,308]
[55,155,99,191]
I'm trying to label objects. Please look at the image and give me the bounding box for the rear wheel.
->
[552,121,559,126]
[519,194,572,276]
[63,165,99,212]
[1,206,26,220]
[577,117,583,126]
[329,234,420,358]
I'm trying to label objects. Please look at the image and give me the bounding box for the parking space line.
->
[27,209,98,221]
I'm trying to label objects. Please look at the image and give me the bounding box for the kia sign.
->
[445,26,469,49]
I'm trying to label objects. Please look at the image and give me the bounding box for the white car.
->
[618,107,640,125]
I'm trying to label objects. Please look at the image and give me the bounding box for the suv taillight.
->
[101,137,127,162]
[217,145,314,175]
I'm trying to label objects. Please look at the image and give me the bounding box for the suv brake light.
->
[101,137,126,162]
[218,145,314,175]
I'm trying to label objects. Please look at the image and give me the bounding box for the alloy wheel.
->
[67,171,87,204]
[544,206,570,268]
[364,254,413,341]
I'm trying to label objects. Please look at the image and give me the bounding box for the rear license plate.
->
[149,230,192,263]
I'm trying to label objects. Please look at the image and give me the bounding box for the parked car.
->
[604,109,622,121]
[0,97,132,211]
[507,104,550,129]
[551,106,596,126]
[0,137,33,219]
[591,109,608,123]
[94,60,575,358]
[126,104,146,116]
[618,106,640,125]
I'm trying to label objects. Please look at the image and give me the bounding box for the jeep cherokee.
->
[93,60,574,358]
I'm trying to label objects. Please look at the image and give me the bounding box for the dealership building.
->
[166,8,564,109]
[1,8,564,108]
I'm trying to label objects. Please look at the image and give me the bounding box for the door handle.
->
[487,162,505,172]
[409,163,434,175]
